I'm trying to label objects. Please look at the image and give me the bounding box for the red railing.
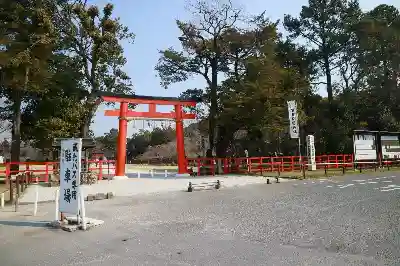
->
[0,160,116,184]
[187,154,356,175]
[1,154,395,181]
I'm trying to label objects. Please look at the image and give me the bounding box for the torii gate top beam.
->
[97,91,198,106]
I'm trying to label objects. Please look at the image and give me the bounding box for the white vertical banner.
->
[59,139,82,215]
[306,135,316,171]
[287,100,299,139]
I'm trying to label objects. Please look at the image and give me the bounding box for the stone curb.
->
[85,192,114,201]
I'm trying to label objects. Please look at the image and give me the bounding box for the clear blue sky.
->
[91,0,400,137]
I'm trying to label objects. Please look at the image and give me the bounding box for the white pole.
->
[137,172,140,178]
[54,189,59,221]
[150,169,154,177]
[0,192,4,208]
[80,190,86,230]
[77,187,81,225]
[164,169,168,178]
[33,176,39,216]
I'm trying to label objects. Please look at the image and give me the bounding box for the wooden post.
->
[9,177,14,203]
[16,176,20,198]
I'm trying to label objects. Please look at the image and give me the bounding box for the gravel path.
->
[0,172,399,265]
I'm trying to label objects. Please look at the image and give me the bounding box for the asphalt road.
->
[0,172,399,266]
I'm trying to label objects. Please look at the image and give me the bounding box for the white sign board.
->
[306,135,316,171]
[381,135,400,159]
[353,134,377,161]
[287,100,299,139]
[59,139,82,215]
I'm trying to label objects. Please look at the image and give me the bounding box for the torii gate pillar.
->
[99,92,197,179]
[116,101,128,179]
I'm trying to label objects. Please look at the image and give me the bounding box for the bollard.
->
[16,176,20,198]
[80,192,87,230]
[342,165,345,174]
[164,170,168,178]
[267,178,270,184]
[188,182,193,192]
[14,196,19,212]
[54,189,59,221]
[276,177,280,183]
[0,192,4,208]
[21,174,26,192]
[324,165,327,176]
[33,175,39,216]
[9,178,14,203]
[137,172,141,178]
[359,164,362,173]
[150,169,154,178]
[302,164,306,179]
[15,176,20,212]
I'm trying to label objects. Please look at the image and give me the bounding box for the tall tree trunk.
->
[80,115,92,138]
[215,125,232,158]
[324,55,333,104]
[80,98,98,138]
[10,93,22,172]
[10,67,29,171]
[215,125,234,174]
[208,58,218,155]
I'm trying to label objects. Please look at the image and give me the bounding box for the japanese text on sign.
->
[287,100,299,139]
[59,139,82,215]
[306,135,316,171]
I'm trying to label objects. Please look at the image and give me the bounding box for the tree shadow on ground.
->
[0,220,48,228]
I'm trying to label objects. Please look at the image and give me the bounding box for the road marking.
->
[319,181,325,183]
[382,185,398,188]
[391,176,396,178]
[338,184,354,188]
[354,180,366,182]
[382,180,393,183]
[326,185,333,188]
[304,183,307,185]
[381,188,400,192]
[382,176,388,179]
[367,179,373,181]
[359,183,366,185]
[368,181,378,184]
[311,181,315,184]
[375,177,381,180]
[379,185,400,191]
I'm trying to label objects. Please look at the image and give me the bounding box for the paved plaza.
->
[0,173,399,265]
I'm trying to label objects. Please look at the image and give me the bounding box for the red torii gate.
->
[98,92,197,178]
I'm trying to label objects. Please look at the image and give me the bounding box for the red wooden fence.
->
[0,160,116,184]
[186,154,356,175]
[1,153,394,181]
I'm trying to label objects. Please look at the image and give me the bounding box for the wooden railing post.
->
[98,160,103,180]
[5,162,10,185]
[45,163,49,182]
